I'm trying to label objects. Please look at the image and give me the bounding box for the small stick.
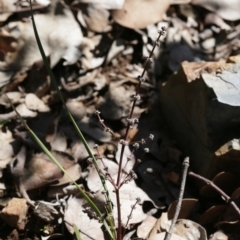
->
[164,157,190,240]
[188,171,240,216]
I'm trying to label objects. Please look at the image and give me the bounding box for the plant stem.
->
[164,157,189,240]
[115,28,166,240]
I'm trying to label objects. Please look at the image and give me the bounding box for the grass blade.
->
[73,224,82,240]
[28,1,115,238]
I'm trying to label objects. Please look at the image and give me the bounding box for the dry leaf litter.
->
[0,0,240,239]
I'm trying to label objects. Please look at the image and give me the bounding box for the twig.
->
[164,157,189,240]
[188,171,240,217]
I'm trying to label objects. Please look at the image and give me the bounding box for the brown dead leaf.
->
[221,189,240,222]
[50,164,81,186]
[168,198,198,220]
[199,205,227,225]
[111,0,170,29]
[10,149,77,197]
[231,187,240,200]
[200,172,238,198]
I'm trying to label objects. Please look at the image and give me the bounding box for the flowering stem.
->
[116,27,167,240]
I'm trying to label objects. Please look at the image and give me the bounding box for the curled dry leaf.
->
[111,0,170,29]
[199,205,227,226]
[25,93,50,112]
